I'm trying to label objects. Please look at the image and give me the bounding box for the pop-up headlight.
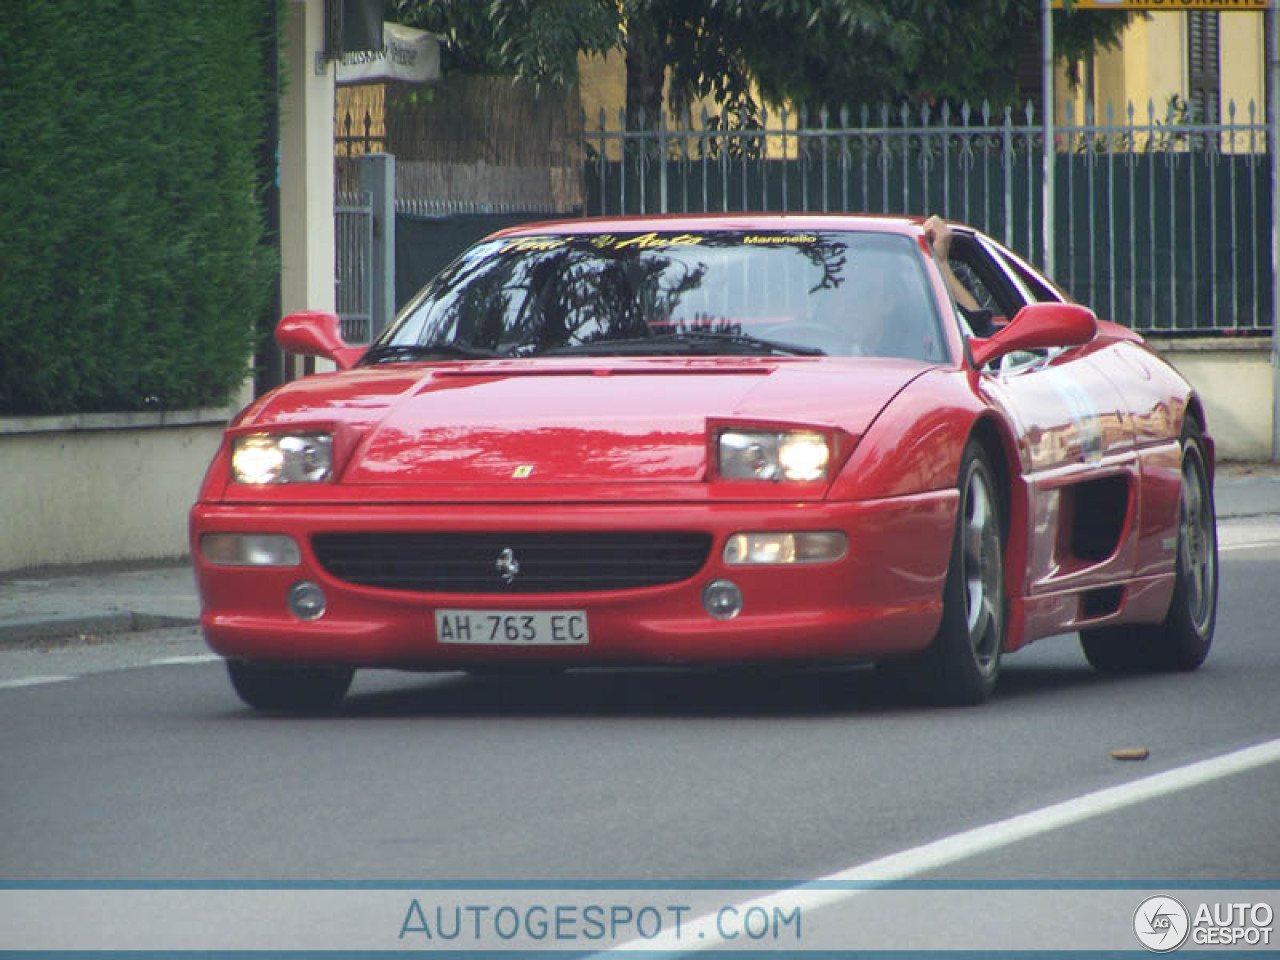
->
[717,429,831,483]
[231,433,333,484]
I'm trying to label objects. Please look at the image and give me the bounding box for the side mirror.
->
[276,311,365,371]
[969,302,1097,369]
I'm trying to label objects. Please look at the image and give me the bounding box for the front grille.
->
[311,531,713,594]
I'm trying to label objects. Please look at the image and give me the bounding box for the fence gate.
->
[335,190,374,345]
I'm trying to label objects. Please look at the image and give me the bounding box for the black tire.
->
[885,441,1007,705]
[1080,422,1217,673]
[226,660,354,712]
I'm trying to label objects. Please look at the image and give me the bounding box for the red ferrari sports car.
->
[190,214,1217,710]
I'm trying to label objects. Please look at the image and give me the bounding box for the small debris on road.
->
[1110,747,1150,761]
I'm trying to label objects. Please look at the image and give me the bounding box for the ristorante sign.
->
[1051,0,1268,7]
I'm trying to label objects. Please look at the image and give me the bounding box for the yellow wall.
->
[579,52,626,129]
[1065,12,1266,117]
[579,50,744,128]
[578,50,799,158]
[1222,13,1267,117]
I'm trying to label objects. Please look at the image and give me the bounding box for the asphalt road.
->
[1,524,1277,892]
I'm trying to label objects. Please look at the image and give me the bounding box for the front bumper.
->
[190,494,957,669]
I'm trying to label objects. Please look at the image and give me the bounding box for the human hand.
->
[923,214,952,258]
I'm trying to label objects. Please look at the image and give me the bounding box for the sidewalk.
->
[1,461,1278,646]
[0,560,198,645]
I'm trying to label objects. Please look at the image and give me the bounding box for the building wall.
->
[1068,10,1266,122]
[1221,13,1267,113]
[579,52,626,128]
[578,50,799,159]
[280,0,336,320]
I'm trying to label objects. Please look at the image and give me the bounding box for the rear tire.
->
[885,441,1006,706]
[226,660,354,712]
[1080,422,1217,673]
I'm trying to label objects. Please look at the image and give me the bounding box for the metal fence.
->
[583,101,1272,335]
[335,190,374,344]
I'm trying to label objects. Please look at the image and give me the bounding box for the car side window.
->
[1004,259,1059,303]
[986,240,1065,304]
[951,258,1001,316]
[948,235,1055,374]
[947,234,1026,321]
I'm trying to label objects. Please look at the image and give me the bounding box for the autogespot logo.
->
[1134,895,1191,953]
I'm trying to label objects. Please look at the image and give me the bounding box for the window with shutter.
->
[1187,12,1220,124]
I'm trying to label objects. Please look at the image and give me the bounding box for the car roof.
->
[488,212,932,240]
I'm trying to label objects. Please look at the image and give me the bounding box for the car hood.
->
[249,359,930,485]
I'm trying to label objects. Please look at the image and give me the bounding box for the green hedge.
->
[0,2,273,415]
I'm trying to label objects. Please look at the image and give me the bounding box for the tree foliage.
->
[0,1,273,415]
[389,0,621,88]
[389,0,1136,124]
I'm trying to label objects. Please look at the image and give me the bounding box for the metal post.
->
[1271,0,1279,461]
[357,152,396,340]
[658,110,668,214]
[256,0,283,395]
[1042,0,1056,276]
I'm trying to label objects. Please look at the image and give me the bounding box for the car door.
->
[947,232,1140,601]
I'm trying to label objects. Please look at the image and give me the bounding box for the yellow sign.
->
[1051,0,1267,8]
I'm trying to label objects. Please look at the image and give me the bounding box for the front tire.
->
[886,442,1006,705]
[1080,422,1217,673]
[226,660,354,712]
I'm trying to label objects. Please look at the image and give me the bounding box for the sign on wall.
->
[1050,0,1267,7]
[336,22,441,86]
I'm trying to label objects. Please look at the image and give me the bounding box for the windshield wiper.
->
[361,342,502,365]
[536,331,825,357]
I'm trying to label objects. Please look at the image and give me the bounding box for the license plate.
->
[434,609,589,646]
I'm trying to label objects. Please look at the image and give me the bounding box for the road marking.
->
[0,655,219,691]
[616,737,1280,954]
[1221,540,1280,554]
[0,675,76,690]
[1218,522,1280,552]
[149,654,221,666]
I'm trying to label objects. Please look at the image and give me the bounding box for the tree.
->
[387,0,621,88]
[388,0,1136,126]
[0,1,272,415]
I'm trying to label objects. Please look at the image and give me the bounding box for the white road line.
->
[1221,540,1280,554]
[1218,523,1280,552]
[614,737,1280,954]
[0,655,220,691]
[0,675,76,690]
[148,654,221,666]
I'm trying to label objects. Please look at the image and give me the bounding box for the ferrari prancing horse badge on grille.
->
[495,548,520,584]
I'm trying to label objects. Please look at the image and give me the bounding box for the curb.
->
[0,612,198,646]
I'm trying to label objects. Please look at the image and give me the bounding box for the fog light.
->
[288,581,327,621]
[702,579,743,620]
[201,533,300,567]
[723,531,848,565]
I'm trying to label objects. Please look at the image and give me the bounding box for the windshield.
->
[371,229,946,363]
